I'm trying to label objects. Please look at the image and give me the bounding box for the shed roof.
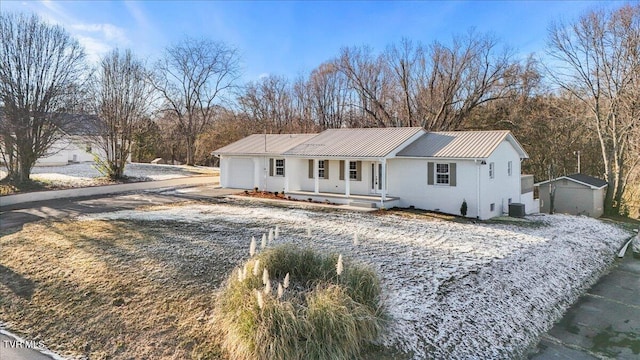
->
[284,127,424,158]
[213,134,317,155]
[396,130,529,159]
[535,173,608,189]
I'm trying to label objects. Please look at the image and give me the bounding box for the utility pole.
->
[548,163,555,214]
[573,150,581,173]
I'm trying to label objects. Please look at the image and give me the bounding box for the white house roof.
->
[213,134,317,155]
[283,127,425,158]
[535,173,608,189]
[396,130,529,159]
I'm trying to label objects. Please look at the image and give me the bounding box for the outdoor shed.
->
[535,173,607,217]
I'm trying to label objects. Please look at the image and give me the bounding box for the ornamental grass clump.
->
[215,244,385,360]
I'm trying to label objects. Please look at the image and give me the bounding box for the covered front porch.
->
[283,157,395,208]
[286,190,399,209]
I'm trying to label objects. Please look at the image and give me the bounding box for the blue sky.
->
[3,1,628,82]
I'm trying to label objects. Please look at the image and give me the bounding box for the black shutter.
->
[308,159,314,179]
[427,162,434,185]
[269,158,274,176]
[339,160,345,180]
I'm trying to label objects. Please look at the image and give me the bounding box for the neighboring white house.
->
[36,114,135,167]
[35,114,106,166]
[213,127,534,220]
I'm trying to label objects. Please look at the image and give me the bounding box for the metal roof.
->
[396,130,529,159]
[535,173,608,189]
[213,133,317,155]
[284,127,424,158]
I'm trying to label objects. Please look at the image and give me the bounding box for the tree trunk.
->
[186,136,195,165]
[17,154,35,183]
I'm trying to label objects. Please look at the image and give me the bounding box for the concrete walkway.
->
[531,249,640,359]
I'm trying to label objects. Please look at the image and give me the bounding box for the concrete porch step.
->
[349,200,378,208]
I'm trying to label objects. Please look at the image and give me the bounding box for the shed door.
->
[227,158,254,189]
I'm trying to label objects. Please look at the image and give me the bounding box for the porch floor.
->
[286,190,399,202]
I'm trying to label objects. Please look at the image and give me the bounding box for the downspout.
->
[475,159,481,219]
[518,159,522,204]
[264,156,268,191]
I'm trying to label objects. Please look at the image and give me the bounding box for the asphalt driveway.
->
[0,185,238,231]
[531,249,640,359]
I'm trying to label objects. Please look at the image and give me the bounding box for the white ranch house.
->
[213,127,538,219]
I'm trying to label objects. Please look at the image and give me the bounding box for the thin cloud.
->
[124,1,152,31]
[75,35,112,62]
[70,23,129,45]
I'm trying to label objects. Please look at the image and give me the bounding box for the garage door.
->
[227,158,254,189]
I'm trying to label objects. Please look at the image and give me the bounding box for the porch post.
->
[381,158,387,208]
[344,159,350,197]
[314,158,319,194]
[284,158,289,192]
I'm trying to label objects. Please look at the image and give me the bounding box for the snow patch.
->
[81,202,630,359]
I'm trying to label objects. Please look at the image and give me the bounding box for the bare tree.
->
[415,31,518,130]
[383,38,422,127]
[306,62,351,129]
[547,4,640,215]
[336,46,393,127]
[150,37,240,165]
[336,32,518,130]
[90,49,153,179]
[0,13,86,182]
[238,75,295,132]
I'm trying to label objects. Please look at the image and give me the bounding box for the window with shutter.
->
[275,159,285,176]
[318,160,325,179]
[435,163,449,185]
[349,161,358,180]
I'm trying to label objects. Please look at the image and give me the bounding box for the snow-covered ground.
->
[80,201,631,359]
[0,163,218,187]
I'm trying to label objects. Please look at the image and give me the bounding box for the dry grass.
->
[0,176,142,195]
[214,245,385,360]
[0,178,60,195]
[0,216,400,359]
[0,220,226,359]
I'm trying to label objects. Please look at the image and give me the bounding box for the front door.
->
[371,163,382,194]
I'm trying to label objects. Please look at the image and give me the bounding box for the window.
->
[489,162,495,179]
[490,203,495,212]
[275,159,285,176]
[436,163,450,185]
[349,161,358,180]
[318,160,325,179]
[508,161,512,176]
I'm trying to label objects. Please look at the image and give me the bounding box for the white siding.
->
[221,139,523,220]
[36,137,99,166]
[388,140,522,220]
[521,192,540,214]
[388,158,481,218]
[479,141,522,219]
